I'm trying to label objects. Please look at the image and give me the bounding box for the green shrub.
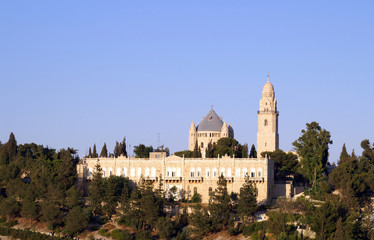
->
[242,221,267,237]
[111,229,134,240]
[99,228,110,237]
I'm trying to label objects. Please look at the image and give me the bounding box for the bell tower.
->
[257,74,279,157]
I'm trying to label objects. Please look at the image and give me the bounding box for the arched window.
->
[137,167,142,177]
[177,167,181,177]
[108,168,113,176]
[167,168,171,177]
[250,168,256,178]
[257,168,262,177]
[145,167,150,177]
[197,167,202,177]
[102,168,107,177]
[212,168,217,177]
[88,167,93,177]
[116,168,121,176]
[264,119,268,126]
[190,168,195,177]
[201,142,204,149]
[206,168,210,178]
[227,168,232,177]
[123,167,128,177]
[243,168,248,177]
[151,167,156,177]
[130,167,135,177]
[220,168,225,177]
[236,168,241,177]
[172,168,176,177]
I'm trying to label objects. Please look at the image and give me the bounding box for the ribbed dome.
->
[262,79,275,98]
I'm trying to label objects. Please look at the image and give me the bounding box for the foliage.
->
[100,143,108,157]
[173,150,193,158]
[242,143,249,158]
[292,121,332,187]
[92,144,98,158]
[205,141,215,158]
[114,137,128,157]
[134,144,153,158]
[192,140,201,158]
[208,175,231,231]
[237,175,257,223]
[64,206,89,235]
[261,149,300,180]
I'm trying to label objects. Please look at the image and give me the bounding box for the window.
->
[137,167,142,177]
[123,167,128,177]
[177,168,181,177]
[130,167,135,177]
[212,168,217,177]
[151,167,156,177]
[197,167,201,177]
[190,168,195,177]
[201,142,204,148]
[264,119,268,126]
[116,168,121,176]
[258,168,262,177]
[167,168,171,177]
[103,168,107,177]
[194,187,197,194]
[236,168,241,177]
[265,142,267,147]
[251,168,256,178]
[109,168,113,176]
[145,167,150,177]
[227,168,232,177]
[220,168,225,177]
[206,168,210,177]
[88,167,93,177]
[172,168,176,177]
[243,168,248,177]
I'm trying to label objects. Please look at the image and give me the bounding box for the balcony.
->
[188,176,203,182]
[165,176,182,183]
[144,176,158,182]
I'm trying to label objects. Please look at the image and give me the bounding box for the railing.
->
[165,176,182,182]
[188,176,203,182]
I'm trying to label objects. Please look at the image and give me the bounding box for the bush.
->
[111,229,135,240]
[0,226,64,240]
[242,221,267,237]
[99,228,110,237]
[3,219,18,227]
[135,230,152,240]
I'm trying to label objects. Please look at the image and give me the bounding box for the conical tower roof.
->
[197,108,223,131]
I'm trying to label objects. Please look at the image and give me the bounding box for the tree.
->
[237,175,257,223]
[21,199,38,224]
[292,122,332,187]
[249,144,257,158]
[338,144,350,164]
[209,175,231,231]
[88,147,92,158]
[92,144,98,158]
[205,141,214,158]
[261,149,300,180]
[134,144,154,158]
[100,143,108,158]
[192,140,201,158]
[6,132,17,160]
[64,206,89,235]
[213,138,239,157]
[89,162,104,216]
[174,150,193,158]
[119,137,128,157]
[242,143,249,158]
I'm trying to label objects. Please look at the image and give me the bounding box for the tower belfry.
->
[257,75,279,156]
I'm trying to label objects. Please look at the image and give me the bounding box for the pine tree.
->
[339,143,350,164]
[249,144,257,158]
[88,147,92,158]
[100,143,108,157]
[334,217,344,240]
[6,132,17,160]
[209,175,231,231]
[92,144,98,158]
[89,162,104,216]
[237,175,257,223]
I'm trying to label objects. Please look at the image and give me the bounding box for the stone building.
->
[77,78,280,204]
[188,108,234,157]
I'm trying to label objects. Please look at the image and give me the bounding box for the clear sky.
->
[1,1,373,163]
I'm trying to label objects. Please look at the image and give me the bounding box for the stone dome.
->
[262,79,275,98]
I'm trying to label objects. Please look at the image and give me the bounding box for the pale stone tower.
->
[257,75,279,157]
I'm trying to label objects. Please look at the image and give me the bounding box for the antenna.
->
[157,132,160,147]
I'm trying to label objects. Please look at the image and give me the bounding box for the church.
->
[77,77,282,204]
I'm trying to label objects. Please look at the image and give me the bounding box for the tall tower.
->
[257,75,279,157]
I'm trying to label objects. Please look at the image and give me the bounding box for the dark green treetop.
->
[100,143,108,158]
[249,144,257,158]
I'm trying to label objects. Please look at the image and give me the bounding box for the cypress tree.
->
[338,143,350,164]
[192,140,201,158]
[89,162,104,216]
[100,143,108,158]
[249,144,257,158]
[88,147,92,158]
[120,137,127,157]
[114,141,120,157]
[205,141,214,158]
[6,132,17,160]
[92,144,98,158]
[242,143,249,158]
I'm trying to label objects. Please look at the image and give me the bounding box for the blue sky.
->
[1,1,373,163]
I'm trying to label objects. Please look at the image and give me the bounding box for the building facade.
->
[77,78,279,204]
